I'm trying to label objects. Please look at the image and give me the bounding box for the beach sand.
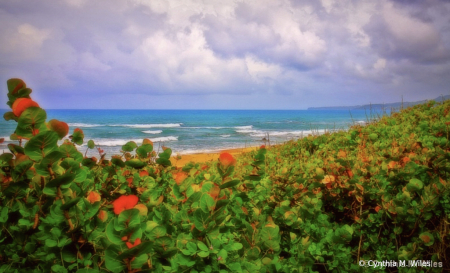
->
[170,147,258,168]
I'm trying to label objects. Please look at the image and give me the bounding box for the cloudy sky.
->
[1,0,450,109]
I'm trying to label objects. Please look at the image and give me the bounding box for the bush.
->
[1,78,449,272]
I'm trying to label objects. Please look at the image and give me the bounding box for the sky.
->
[1,0,450,109]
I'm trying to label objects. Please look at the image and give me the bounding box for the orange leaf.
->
[86,191,101,204]
[12,98,39,117]
[47,119,69,139]
[134,204,148,216]
[218,152,236,168]
[126,238,141,249]
[112,195,139,215]
[174,172,188,185]
[98,210,108,222]
[208,183,221,200]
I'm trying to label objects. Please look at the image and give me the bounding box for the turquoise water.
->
[0,109,378,157]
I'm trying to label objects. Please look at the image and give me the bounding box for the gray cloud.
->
[0,0,449,109]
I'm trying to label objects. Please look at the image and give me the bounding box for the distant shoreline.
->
[307,95,450,110]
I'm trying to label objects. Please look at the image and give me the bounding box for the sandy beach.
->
[170,146,258,167]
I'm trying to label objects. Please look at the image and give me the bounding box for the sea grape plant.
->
[1,78,450,272]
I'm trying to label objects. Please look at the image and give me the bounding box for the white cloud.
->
[0,0,449,109]
[373,58,386,70]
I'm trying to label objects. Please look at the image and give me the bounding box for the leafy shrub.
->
[1,79,449,272]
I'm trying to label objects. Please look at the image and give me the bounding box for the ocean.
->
[0,109,379,158]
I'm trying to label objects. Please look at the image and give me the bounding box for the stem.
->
[58,187,74,231]
[357,203,363,263]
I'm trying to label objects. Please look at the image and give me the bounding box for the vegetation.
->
[1,78,449,272]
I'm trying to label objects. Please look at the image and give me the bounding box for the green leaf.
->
[0,207,9,223]
[259,226,280,242]
[59,143,83,161]
[71,128,84,145]
[16,107,47,138]
[198,241,209,252]
[146,226,167,240]
[232,242,243,251]
[187,241,197,252]
[156,157,171,167]
[193,209,210,231]
[369,133,378,141]
[8,143,24,155]
[245,247,261,260]
[136,144,153,158]
[0,153,14,163]
[185,192,202,206]
[125,159,146,169]
[12,159,33,181]
[51,264,68,273]
[407,178,423,192]
[17,87,32,98]
[154,236,174,252]
[220,180,240,189]
[82,158,97,169]
[40,151,64,167]
[24,131,59,161]
[200,194,215,213]
[117,209,140,230]
[45,239,57,247]
[105,245,126,272]
[159,148,172,160]
[131,253,149,269]
[106,221,123,245]
[7,78,26,94]
[198,251,209,257]
[43,186,58,196]
[76,269,99,273]
[3,111,17,121]
[60,197,81,210]
[45,172,76,188]
[111,158,125,167]
[419,232,434,246]
[218,249,228,262]
[122,141,137,152]
[87,140,95,149]
[263,240,280,252]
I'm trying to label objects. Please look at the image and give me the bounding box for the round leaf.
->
[47,119,69,139]
[87,140,95,149]
[16,107,47,138]
[24,131,59,161]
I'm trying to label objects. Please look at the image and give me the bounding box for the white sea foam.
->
[86,139,143,147]
[69,123,103,128]
[182,126,225,129]
[235,125,253,129]
[150,136,178,142]
[237,129,330,138]
[111,123,182,128]
[85,136,178,147]
[142,130,163,134]
[220,135,231,138]
[182,125,252,130]
[236,129,263,134]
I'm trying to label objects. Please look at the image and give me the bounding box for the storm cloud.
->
[0,0,449,109]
